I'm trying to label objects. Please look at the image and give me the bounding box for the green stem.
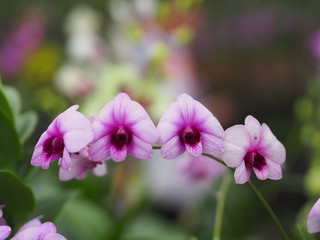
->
[151,148,290,239]
[246,180,290,240]
[213,172,231,240]
[203,153,290,240]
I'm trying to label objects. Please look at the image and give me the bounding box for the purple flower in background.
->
[308,198,320,233]
[0,206,11,240]
[59,147,107,181]
[310,31,320,61]
[11,216,66,240]
[177,155,225,184]
[0,10,45,78]
[31,105,94,170]
[157,94,224,159]
[222,115,285,184]
[89,93,158,162]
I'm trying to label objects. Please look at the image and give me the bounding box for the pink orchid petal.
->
[0,226,11,240]
[89,135,111,162]
[266,159,282,180]
[18,216,42,232]
[156,121,180,144]
[245,115,261,146]
[185,141,203,156]
[31,132,49,167]
[57,106,93,153]
[92,120,114,141]
[92,161,107,176]
[110,145,127,162]
[308,198,320,233]
[127,136,153,159]
[160,136,185,159]
[222,125,250,167]
[130,118,159,143]
[113,93,131,125]
[259,124,286,164]
[193,101,224,138]
[46,105,78,135]
[201,132,224,157]
[59,155,86,181]
[60,148,72,171]
[59,168,80,181]
[253,165,268,180]
[234,161,251,184]
[157,102,183,144]
[12,226,40,240]
[177,93,195,124]
[43,233,67,240]
[39,222,56,239]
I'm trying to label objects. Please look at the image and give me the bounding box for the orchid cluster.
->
[0,206,65,240]
[31,92,286,186]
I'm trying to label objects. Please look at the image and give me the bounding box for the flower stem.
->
[213,172,231,240]
[202,153,290,240]
[246,180,290,240]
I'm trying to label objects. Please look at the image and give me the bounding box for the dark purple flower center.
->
[86,160,103,169]
[180,126,201,146]
[244,151,266,170]
[111,127,132,150]
[43,136,64,159]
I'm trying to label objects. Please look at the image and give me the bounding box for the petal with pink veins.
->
[222,125,250,167]
[0,226,11,240]
[112,93,131,125]
[161,136,185,160]
[234,161,251,184]
[185,141,202,156]
[259,124,286,165]
[89,135,111,162]
[177,94,195,124]
[193,101,224,138]
[201,132,224,157]
[127,136,153,159]
[253,165,268,180]
[110,145,127,162]
[43,233,67,240]
[308,198,320,233]
[245,115,261,146]
[157,102,183,144]
[60,148,72,171]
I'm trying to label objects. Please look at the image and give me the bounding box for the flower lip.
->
[43,136,64,158]
[244,150,266,170]
[180,126,201,146]
[111,127,132,150]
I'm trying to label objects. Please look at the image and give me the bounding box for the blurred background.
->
[1,0,320,239]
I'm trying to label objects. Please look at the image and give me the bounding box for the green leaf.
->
[0,171,35,228]
[58,198,113,240]
[122,214,190,240]
[297,225,316,240]
[30,191,78,222]
[2,86,38,143]
[16,111,38,143]
[2,86,21,117]
[0,88,14,124]
[0,111,21,170]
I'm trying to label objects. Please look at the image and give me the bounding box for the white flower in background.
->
[143,152,222,208]
[65,5,106,64]
[65,5,101,34]
[55,64,96,99]
[133,0,157,21]
[109,0,136,25]
[67,32,106,64]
